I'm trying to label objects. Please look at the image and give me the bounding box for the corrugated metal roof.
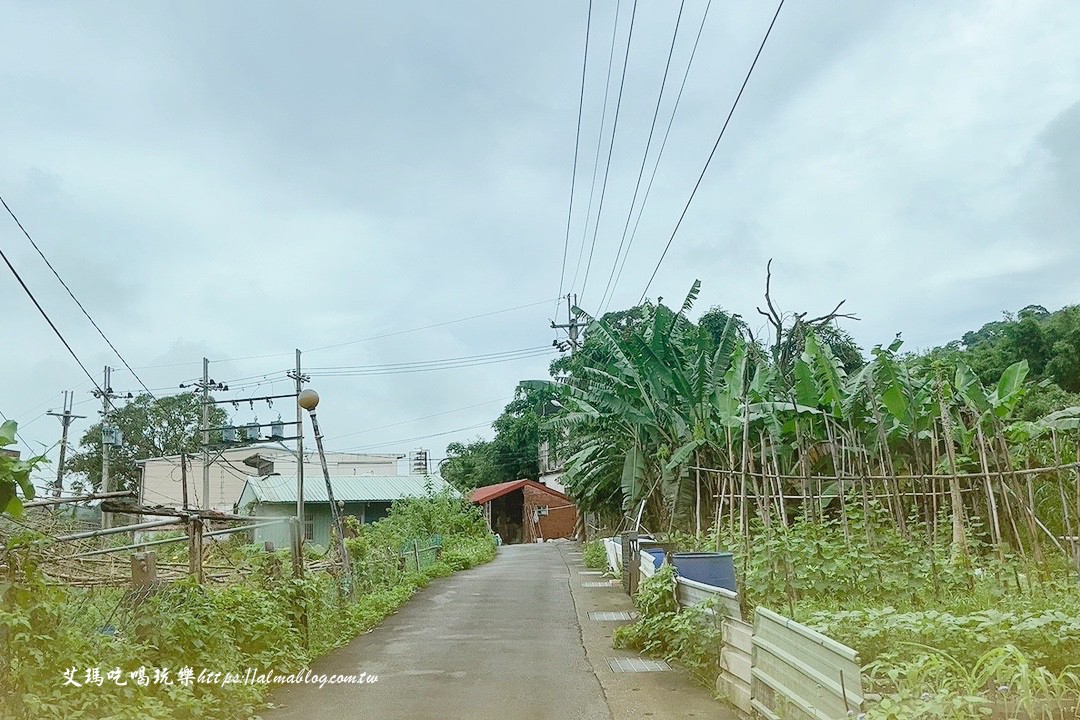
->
[470,479,570,505]
[243,474,455,503]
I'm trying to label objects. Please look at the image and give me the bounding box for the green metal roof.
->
[240,474,455,504]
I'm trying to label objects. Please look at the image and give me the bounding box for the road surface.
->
[263,542,730,720]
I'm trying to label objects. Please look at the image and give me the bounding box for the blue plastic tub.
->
[670,552,737,592]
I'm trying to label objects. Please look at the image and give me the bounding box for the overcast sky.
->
[2,1,1079,492]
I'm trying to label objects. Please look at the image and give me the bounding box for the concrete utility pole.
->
[201,358,210,510]
[288,349,309,541]
[47,391,85,498]
[94,367,123,529]
[550,293,580,353]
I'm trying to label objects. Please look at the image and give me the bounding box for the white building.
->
[537,439,566,494]
[137,445,403,512]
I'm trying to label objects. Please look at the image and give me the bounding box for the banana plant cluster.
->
[530,282,1079,562]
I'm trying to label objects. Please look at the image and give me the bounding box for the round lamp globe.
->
[297,389,320,411]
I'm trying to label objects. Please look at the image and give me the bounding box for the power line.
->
[304,300,557,354]
[639,0,785,304]
[577,0,640,306]
[0,241,105,400]
[117,299,560,369]
[597,0,686,313]
[607,0,713,311]
[569,0,623,297]
[307,346,552,371]
[333,421,495,453]
[307,347,556,378]
[0,194,156,399]
[557,0,594,308]
[326,397,511,442]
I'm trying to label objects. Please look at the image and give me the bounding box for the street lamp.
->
[297,388,352,595]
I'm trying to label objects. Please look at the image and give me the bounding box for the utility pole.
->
[550,293,580,353]
[201,358,210,510]
[47,391,85,498]
[287,349,309,554]
[180,360,226,511]
[93,367,123,529]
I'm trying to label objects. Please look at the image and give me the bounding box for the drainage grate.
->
[607,657,671,673]
[578,570,602,575]
[581,581,615,587]
[589,611,636,621]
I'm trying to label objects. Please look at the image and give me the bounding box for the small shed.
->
[236,474,455,547]
[470,479,577,544]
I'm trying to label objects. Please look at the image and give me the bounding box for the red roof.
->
[470,479,571,505]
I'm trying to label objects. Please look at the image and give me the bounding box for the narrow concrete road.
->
[264,543,609,720]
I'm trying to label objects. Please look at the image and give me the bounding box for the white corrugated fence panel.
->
[639,550,656,579]
[603,538,621,573]
[718,617,753,716]
[675,576,742,620]
[751,607,864,720]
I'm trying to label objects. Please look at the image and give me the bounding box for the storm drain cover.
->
[581,581,615,587]
[607,657,671,673]
[589,611,636,621]
[578,570,602,575]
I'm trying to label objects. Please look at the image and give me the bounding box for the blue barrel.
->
[639,541,676,569]
[671,552,737,592]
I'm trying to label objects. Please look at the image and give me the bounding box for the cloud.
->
[1,0,1078,482]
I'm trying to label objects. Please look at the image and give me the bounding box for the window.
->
[304,513,314,542]
[536,506,549,517]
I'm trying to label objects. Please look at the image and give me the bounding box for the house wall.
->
[523,485,577,542]
[249,501,396,547]
[140,448,400,512]
[248,503,295,548]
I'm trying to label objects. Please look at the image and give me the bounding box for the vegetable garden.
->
[540,279,1080,719]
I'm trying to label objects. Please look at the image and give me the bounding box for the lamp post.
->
[297,389,352,595]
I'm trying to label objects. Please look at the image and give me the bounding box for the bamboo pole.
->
[1052,430,1077,574]
[996,431,1043,566]
[793,417,812,523]
[694,463,701,537]
[976,424,1004,560]
[824,416,850,542]
[936,387,969,564]
[740,395,751,539]
[768,431,788,526]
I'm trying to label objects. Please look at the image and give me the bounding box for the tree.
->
[1,420,46,516]
[440,439,497,491]
[66,393,226,493]
[438,384,560,491]
[936,304,1080,393]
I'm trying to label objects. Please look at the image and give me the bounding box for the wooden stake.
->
[188,516,204,583]
[976,424,1004,560]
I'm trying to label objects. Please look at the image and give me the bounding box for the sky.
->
[2,1,1079,492]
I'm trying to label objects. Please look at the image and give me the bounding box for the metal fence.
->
[675,576,742,620]
[640,550,656,580]
[401,535,443,573]
[751,606,864,720]
[719,617,754,716]
[604,536,864,720]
